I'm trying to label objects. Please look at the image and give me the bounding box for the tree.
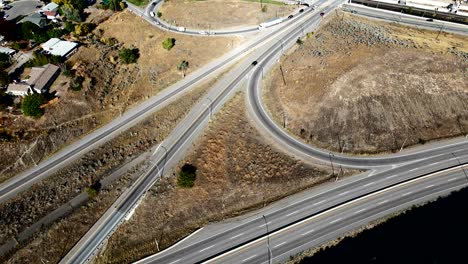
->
[21,22,48,42]
[69,76,84,91]
[74,23,95,36]
[62,5,83,22]
[0,71,10,86]
[0,53,11,71]
[177,163,197,188]
[118,48,139,64]
[162,38,175,50]
[177,60,189,77]
[22,93,46,118]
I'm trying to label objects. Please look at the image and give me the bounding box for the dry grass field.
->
[0,79,213,263]
[159,0,297,30]
[0,9,240,184]
[95,93,342,264]
[264,12,468,154]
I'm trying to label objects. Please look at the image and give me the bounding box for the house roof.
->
[18,13,47,28]
[41,38,78,57]
[43,11,58,17]
[41,2,59,12]
[7,82,30,94]
[29,64,60,91]
[0,46,15,55]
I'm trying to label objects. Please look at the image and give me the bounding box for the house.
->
[18,13,48,28]
[0,46,15,56]
[6,82,32,97]
[43,11,58,20]
[7,64,60,96]
[41,38,78,58]
[41,2,59,12]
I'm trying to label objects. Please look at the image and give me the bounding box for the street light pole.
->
[205,97,213,121]
[329,152,335,176]
[262,215,272,264]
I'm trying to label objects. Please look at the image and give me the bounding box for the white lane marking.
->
[330,218,342,224]
[302,229,315,236]
[447,178,458,182]
[230,232,245,240]
[377,200,388,205]
[313,200,326,206]
[273,241,287,248]
[409,168,418,172]
[354,208,366,214]
[338,191,350,196]
[199,245,215,252]
[363,182,375,187]
[385,175,397,180]
[425,184,435,189]
[242,255,257,262]
[168,259,181,264]
[286,210,299,217]
[401,191,413,197]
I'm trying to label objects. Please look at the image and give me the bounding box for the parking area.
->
[3,0,41,21]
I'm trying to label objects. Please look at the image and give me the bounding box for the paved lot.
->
[4,0,41,21]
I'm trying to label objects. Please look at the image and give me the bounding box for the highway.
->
[135,150,468,264]
[33,1,468,263]
[0,2,319,205]
[130,3,468,264]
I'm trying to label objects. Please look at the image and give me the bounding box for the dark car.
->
[299,9,304,13]
[3,5,12,10]
[288,14,294,19]
[426,18,433,22]
[252,61,258,66]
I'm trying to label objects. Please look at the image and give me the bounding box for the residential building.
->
[7,64,60,96]
[0,46,15,56]
[43,11,58,20]
[41,38,78,57]
[18,13,48,28]
[41,2,59,12]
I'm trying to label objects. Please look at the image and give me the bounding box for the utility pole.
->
[329,152,335,176]
[279,65,286,85]
[451,153,468,181]
[262,215,272,264]
[436,22,445,40]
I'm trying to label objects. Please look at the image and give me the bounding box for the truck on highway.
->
[178,27,186,32]
[258,18,283,29]
[150,11,155,17]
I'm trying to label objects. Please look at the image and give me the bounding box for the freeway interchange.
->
[2,0,468,263]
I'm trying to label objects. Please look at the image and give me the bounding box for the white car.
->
[198,31,208,35]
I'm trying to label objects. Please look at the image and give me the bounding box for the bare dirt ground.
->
[0,9,240,184]
[95,93,349,264]
[0,78,214,262]
[264,12,468,154]
[159,0,297,30]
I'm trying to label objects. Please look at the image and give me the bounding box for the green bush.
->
[177,163,197,188]
[26,51,63,67]
[69,76,84,91]
[157,11,162,18]
[118,47,140,64]
[22,93,45,118]
[162,38,176,50]
[10,42,28,50]
[0,70,10,85]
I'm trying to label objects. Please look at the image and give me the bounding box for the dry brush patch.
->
[159,0,296,30]
[0,9,239,183]
[0,80,211,260]
[95,93,340,264]
[264,12,468,154]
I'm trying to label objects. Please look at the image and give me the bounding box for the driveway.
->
[3,0,41,21]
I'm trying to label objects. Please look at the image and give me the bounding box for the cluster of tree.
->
[162,38,176,50]
[74,22,96,36]
[0,54,11,87]
[25,51,63,67]
[69,75,84,91]
[0,53,11,71]
[177,163,197,188]
[177,60,189,77]
[99,0,126,11]
[118,47,140,64]
[20,21,70,43]
[21,93,46,118]
[52,0,89,22]
[0,89,13,111]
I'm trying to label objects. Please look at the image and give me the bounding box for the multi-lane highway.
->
[0,0,463,263]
